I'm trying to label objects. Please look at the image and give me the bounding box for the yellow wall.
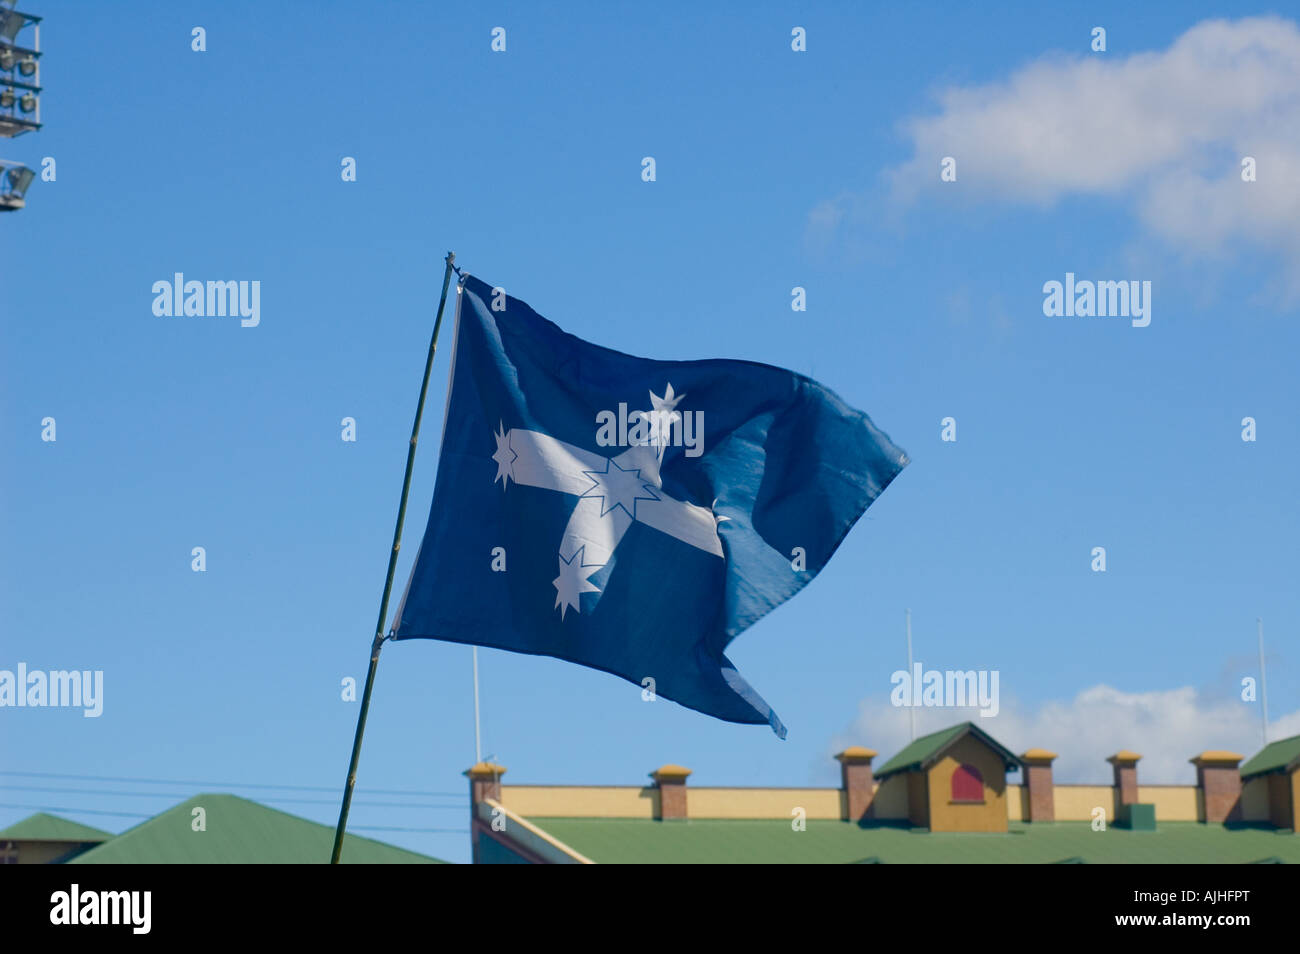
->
[1292,771,1300,832]
[1241,777,1271,822]
[1052,785,1116,822]
[1265,773,1298,829]
[925,734,1008,832]
[1137,785,1201,822]
[502,785,843,820]
[501,785,656,819]
[501,776,1229,826]
[908,771,930,827]
[688,788,842,819]
[1006,783,1026,822]
[871,776,910,820]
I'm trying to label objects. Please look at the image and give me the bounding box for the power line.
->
[0,784,462,810]
[0,803,467,836]
[0,770,461,799]
[0,802,151,819]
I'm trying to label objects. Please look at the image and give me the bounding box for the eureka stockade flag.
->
[393,275,907,736]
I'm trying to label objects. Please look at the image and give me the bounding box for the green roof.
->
[1240,734,1300,780]
[0,813,112,844]
[527,818,1300,864]
[67,795,445,864]
[874,721,1021,780]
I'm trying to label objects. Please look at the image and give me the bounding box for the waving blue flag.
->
[393,275,907,737]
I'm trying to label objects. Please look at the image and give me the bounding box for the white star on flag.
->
[494,388,724,618]
[644,383,685,461]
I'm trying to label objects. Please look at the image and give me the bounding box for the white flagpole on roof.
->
[1258,618,1270,746]
[473,647,483,763]
[906,608,916,742]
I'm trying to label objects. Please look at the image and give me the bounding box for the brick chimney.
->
[465,761,506,805]
[1021,748,1057,822]
[650,764,691,820]
[834,747,877,822]
[1107,751,1142,806]
[1191,751,1244,824]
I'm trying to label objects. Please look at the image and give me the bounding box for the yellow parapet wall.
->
[501,781,1210,824]
[501,785,658,819]
[1137,786,1201,822]
[688,787,843,820]
[1053,785,1117,822]
[501,785,846,819]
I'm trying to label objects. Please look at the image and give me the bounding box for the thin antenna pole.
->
[906,608,915,742]
[330,251,457,864]
[472,646,483,763]
[1258,617,1270,746]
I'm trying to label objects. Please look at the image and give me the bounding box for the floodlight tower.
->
[0,0,42,212]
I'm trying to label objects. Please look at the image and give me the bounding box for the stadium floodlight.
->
[0,1,39,176]
[0,12,22,43]
[0,5,38,45]
[0,160,33,210]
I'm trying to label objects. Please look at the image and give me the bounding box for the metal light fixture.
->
[0,86,13,108]
[18,90,33,111]
[0,161,33,210]
[0,48,14,71]
[0,11,21,43]
[5,163,32,193]
[18,55,33,75]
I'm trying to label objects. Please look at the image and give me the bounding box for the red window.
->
[951,764,984,802]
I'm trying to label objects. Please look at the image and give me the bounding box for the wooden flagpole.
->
[330,251,457,864]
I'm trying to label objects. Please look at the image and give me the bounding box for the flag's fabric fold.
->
[393,275,908,737]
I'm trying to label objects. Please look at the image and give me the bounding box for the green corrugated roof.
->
[873,721,1021,780]
[527,818,1300,864]
[1240,734,1300,780]
[66,795,445,864]
[0,812,112,843]
[874,724,969,778]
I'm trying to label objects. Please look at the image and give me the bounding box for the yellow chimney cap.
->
[464,761,507,779]
[1021,748,1058,763]
[835,746,878,763]
[650,764,692,783]
[1190,751,1244,766]
[1106,751,1142,765]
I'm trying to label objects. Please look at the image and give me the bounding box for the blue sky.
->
[3,2,1298,864]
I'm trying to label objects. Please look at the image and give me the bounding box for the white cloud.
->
[833,685,1300,785]
[830,17,1300,290]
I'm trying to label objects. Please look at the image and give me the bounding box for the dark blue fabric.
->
[394,275,908,737]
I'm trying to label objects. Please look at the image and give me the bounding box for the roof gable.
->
[1240,734,1300,780]
[875,722,1022,780]
[67,795,444,864]
[0,812,112,843]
